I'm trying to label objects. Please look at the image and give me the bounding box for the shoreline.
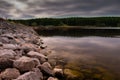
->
[0,20,62,80]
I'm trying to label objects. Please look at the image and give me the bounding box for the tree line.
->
[9,17,120,27]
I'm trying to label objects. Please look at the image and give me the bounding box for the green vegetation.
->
[9,17,120,27]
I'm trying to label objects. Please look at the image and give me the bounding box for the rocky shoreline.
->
[0,20,63,80]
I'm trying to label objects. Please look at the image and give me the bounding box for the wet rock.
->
[0,58,13,69]
[0,49,16,59]
[40,45,47,49]
[47,77,58,80]
[64,69,84,80]
[0,68,20,80]
[53,68,63,78]
[13,56,37,72]
[27,51,48,63]
[14,70,43,80]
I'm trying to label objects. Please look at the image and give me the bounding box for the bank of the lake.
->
[0,20,63,80]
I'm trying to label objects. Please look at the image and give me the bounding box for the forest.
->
[9,17,120,27]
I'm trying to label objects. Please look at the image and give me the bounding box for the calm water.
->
[42,35,120,80]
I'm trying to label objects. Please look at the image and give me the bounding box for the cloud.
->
[0,0,120,19]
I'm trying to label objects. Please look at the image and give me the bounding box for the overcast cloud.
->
[0,0,120,19]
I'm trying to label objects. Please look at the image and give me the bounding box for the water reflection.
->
[42,36,120,80]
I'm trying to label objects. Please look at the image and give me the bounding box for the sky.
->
[0,0,120,19]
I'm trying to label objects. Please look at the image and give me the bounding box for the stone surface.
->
[47,77,58,80]
[3,44,20,50]
[27,51,48,63]
[13,56,37,72]
[0,49,16,59]
[42,62,52,69]
[0,58,13,69]
[0,68,20,80]
[1,33,14,39]
[14,70,43,80]
[38,63,53,76]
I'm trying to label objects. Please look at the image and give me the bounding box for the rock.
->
[14,70,43,80]
[0,58,13,69]
[0,42,3,46]
[53,68,63,78]
[3,44,20,50]
[13,56,37,72]
[42,62,52,69]
[64,69,84,80]
[32,68,43,80]
[0,37,10,43]
[0,49,16,59]
[0,68,20,80]
[27,51,48,63]
[47,77,58,80]
[40,45,47,49]
[1,33,14,39]
[21,43,37,50]
[38,63,53,76]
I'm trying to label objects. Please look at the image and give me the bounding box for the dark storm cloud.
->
[0,0,120,19]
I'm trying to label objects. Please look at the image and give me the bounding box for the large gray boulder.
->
[0,68,20,80]
[27,51,48,63]
[14,69,43,80]
[0,49,16,59]
[13,56,38,72]
[0,58,13,69]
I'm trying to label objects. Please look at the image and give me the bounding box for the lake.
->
[37,29,120,80]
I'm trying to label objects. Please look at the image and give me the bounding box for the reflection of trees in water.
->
[35,28,120,37]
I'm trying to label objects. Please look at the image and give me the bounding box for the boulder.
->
[0,58,13,69]
[13,56,37,72]
[42,62,52,69]
[0,37,10,43]
[47,77,58,80]
[38,63,53,76]
[1,33,14,39]
[21,43,37,50]
[0,68,20,80]
[14,70,43,80]
[0,49,16,59]
[3,44,20,50]
[27,51,48,63]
